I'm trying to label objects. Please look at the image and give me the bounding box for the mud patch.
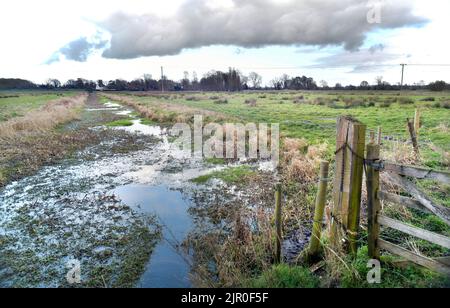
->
[0,193,160,288]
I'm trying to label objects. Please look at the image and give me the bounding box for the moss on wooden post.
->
[274,183,282,263]
[308,161,330,259]
[366,142,381,260]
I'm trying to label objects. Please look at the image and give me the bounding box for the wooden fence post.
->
[414,109,420,139]
[274,183,282,263]
[308,161,330,259]
[407,118,419,155]
[331,116,366,255]
[366,142,381,259]
[377,126,382,145]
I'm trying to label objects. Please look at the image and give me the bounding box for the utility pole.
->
[400,64,407,92]
[161,66,165,92]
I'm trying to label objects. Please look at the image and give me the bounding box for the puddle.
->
[116,119,165,137]
[0,96,273,288]
[116,110,133,116]
[0,99,221,287]
[86,108,120,112]
[104,102,122,108]
[113,184,193,288]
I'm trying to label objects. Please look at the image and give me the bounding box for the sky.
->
[0,0,449,86]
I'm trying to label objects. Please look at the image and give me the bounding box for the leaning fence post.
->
[414,108,420,140]
[331,116,366,255]
[274,183,282,263]
[366,142,381,260]
[308,161,330,259]
[407,118,419,155]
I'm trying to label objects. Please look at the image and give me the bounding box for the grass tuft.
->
[105,119,134,127]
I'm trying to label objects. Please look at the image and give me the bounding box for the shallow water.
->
[113,184,193,288]
[0,100,220,287]
[0,98,275,288]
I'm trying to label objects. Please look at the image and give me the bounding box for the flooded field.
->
[0,98,217,287]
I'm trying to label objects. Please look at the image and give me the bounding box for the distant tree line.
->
[1,73,449,92]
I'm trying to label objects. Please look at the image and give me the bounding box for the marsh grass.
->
[104,90,449,288]
[191,166,256,184]
[106,119,134,127]
[0,94,87,139]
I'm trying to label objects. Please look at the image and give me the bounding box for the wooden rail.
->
[378,215,450,249]
[383,162,450,184]
[378,239,450,276]
[378,191,450,217]
[366,141,450,276]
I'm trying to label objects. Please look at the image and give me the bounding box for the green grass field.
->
[0,91,79,123]
[115,91,450,167]
[1,90,449,287]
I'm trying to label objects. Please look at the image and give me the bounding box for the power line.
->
[154,63,450,71]
[400,64,407,91]
[161,66,165,92]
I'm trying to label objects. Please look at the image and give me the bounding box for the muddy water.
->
[108,116,200,288]
[0,100,221,287]
[113,185,193,288]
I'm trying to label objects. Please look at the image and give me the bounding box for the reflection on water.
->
[112,184,193,288]
[117,119,166,137]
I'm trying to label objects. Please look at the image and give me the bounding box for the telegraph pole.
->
[161,66,165,92]
[400,63,407,92]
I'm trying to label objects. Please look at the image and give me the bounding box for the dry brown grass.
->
[282,138,328,183]
[189,204,276,288]
[381,141,418,165]
[101,93,228,123]
[0,94,87,139]
[244,98,257,107]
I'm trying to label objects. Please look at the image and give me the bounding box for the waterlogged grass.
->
[204,157,227,165]
[121,91,450,166]
[0,91,79,123]
[140,118,158,126]
[106,119,134,127]
[246,264,320,288]
[191,165,256,184]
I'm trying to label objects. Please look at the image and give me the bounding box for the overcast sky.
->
[1,0,449,86]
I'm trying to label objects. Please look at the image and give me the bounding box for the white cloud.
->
[0,0,448,85]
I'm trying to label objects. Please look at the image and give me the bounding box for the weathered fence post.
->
[370,131,375,144]
[407,118,419,155]
[331,116,366,255]
[366,141,381,260]
[414,108,420,139]
[274,183,282,263]
[307,161,330,259]
[377,126,382,145]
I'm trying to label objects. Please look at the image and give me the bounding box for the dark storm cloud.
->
[49,0,427,62]
[99,0,426,59]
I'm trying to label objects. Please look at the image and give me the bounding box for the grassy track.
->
[0,91,80,123]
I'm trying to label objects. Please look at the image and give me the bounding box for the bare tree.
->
[248,72,262,89]
[280,74,290,89]
[375,76,383,86]
[320,80,328,88]
[46,79,61,89]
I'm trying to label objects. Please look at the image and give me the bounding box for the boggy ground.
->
[104,91,450,288]
[0,91,448,288]
[0,94,164,287]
